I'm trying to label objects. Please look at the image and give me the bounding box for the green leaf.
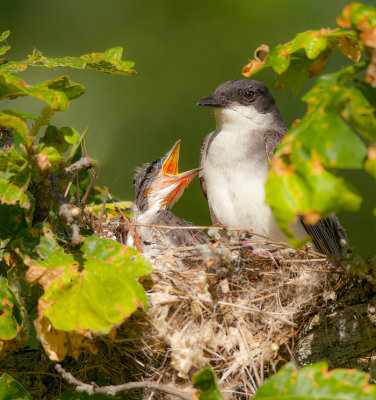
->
[0,110,39,121]
[0,170,31,210]
[0,47,135,75]
[0,72,71,111]
[0,205,27,242]
[266,156,361,244]
[254,362,376,399]
[193,366,224,400]
[14,225,152,333]
[0,31,10,43]
[0,114,29,140]
[0,373,31,400]
[0,277,23,352]
[42,237,152,333]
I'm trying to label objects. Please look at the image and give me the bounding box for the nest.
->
[93,210,343,398]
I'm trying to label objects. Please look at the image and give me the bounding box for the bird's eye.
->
[243,91,255,101]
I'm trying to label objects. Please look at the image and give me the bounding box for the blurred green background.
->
[1,0,375,254]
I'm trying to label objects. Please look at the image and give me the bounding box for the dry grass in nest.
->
[88,211,344,398]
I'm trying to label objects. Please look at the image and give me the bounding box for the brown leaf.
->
[35,316,97,361]
[336,4,353,28]
[368,144,376,160]
[37,152,51,171]
[337,36,361,62]
[254,44,270,62]
[242,44,270,77]
[301,211,322,225]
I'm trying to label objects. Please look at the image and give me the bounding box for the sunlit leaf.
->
[0,47,135,75]
[365,145,376,180]
[15,225,152,333]
[0,373,31,400]
[254,362,376,399]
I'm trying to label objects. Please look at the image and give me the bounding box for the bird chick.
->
[127,140,209,255]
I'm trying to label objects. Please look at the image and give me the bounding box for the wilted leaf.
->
[254,362,376,399]
[242,44,270,77]
[34,316,97,362]
[337,35,361,62]
[193,366,224,400]
[0,373,31,400]
[1,47,135,75]
[0,276,23,352]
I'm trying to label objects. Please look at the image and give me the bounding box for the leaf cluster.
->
[0,30,152,397]
[243,2,376,249]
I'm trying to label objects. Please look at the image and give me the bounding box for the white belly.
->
[203,128,289,242]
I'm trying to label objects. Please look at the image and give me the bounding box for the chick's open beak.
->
[148,140,201,209]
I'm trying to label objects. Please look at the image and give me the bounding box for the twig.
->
[55,364,192,400]
[81,173,96,206]
[75,172,81,207]
[97,188,109,235]
[59,156,94,179]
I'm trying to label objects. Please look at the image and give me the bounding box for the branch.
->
[59,156,94,179]
[55,364,193,400]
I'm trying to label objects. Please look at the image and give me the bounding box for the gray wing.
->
[155,210,209,246]
[199,132,213,201]
[299,214,347,259]
[263,130,284,162]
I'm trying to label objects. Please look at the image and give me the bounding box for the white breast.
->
[202,108,289,242]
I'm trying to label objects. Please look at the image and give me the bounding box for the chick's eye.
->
[244,91,255,101]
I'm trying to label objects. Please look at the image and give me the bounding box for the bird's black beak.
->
[197,94,229,109]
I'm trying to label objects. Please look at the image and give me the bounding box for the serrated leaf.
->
[0,47,135,75]
[242,29,358,93]
[0,277,23,352]
[0,373,31,400]
[193,366,224,400]
[0,72,71,111]
[254,362,376,399]
[266,154,361,244]
[15,225,152,333]
[41,237,152,333]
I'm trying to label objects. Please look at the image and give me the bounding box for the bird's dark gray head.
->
[197,79,278,115]
[133,141,201,213]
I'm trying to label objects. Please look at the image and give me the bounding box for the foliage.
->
[243,2,376,246]
[253,362,376,400]
[193,366,224,400]
[0,30,151,371]
[0,373,31,400]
